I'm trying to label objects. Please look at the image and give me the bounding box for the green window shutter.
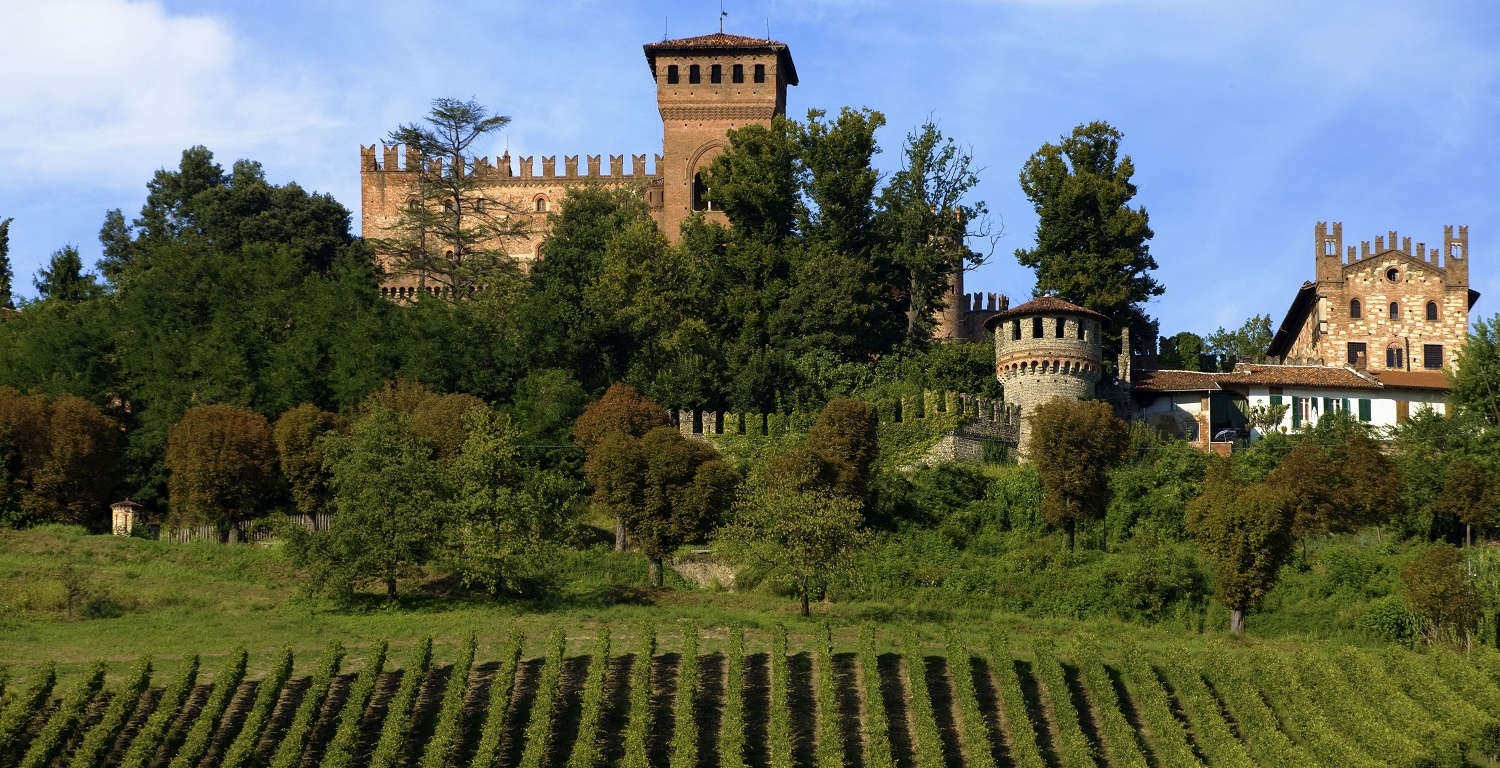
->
[1270,395,1282,406]
[1324,397,1335,413]
[1343,398,1351,415]
[1358,398,1371,421]
[1291,396,1301,428]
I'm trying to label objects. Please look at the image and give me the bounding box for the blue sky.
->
[3,0,1497,337]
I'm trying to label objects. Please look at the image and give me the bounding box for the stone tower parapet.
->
[985,296,1106,458]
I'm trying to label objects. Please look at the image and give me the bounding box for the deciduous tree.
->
[1015,121,1160,357]
[716,483,871,616]
[626,426,738,586]
[1452,314,1500,424]
[273,404,343,518]
[806,397,878,498]
[1267,421,1400,548]
[1206,314,1273,370]
[27,395,119,528]
[1186,467,1294,637]
[164,404,276,541]
[1028,397,1130,549]
[1435,458,1499,547]
[291,407,446,600]
[1401,544,1482,649]
[574,383,670,549]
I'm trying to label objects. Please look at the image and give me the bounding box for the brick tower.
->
[985,296,1106,458]
[643,33,797,240]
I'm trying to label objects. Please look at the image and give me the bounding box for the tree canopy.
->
[1015,121,1161,357]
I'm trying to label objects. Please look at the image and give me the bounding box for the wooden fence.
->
[156,512,334,544]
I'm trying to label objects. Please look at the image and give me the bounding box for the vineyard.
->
[2,624,1499,768]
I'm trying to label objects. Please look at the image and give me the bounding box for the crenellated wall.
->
[673,390,1022,462]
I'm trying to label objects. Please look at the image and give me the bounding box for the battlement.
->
[1315,220,1469,270]
[360,144,663,182]
[674,390,1021,441]
[963,292,1009,313]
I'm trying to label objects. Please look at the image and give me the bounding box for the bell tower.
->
[643,33,797,240]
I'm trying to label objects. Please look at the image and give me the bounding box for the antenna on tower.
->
[765,17,770,40]
[719,0,727,33]
[663,16,668,40]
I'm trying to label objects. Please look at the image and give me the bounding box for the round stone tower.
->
[983,296,1106,458]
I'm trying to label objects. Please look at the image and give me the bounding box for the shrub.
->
[1360,596,1422,647]
[1402,544,1482,647]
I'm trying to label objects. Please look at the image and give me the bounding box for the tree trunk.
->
[385,576,397,601]
[1230,608,1246,637]
[648,558,662,588]
[800,589,810,617]
[1065,519,1076,551]
[615,517,626,551]
[1467,523,1473,548]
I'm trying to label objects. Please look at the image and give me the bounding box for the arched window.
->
[1349,299,1361,319]
[666,65,679,84]
[1426,301,1438,321]
[692,172,715,211]
[534,196,548,213]
[1386,345,1404,369]
[1389,301,1399,319]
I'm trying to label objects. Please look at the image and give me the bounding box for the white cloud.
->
[0,0,339,187]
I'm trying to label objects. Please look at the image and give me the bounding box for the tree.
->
[878,120,992,340]
[26,395,119,528]
[1243,403,1289,437]
[0,217,13,309]
[409,392,488,461]
[375,98,528,298]
[1452,314,1500,424]
[574,383,670,549]
[273,404,343,518]
[1266,422,1401,549]
[1206,314,1273,371]
[291,407,446,601]
[624,427,738,586]
[0,388,48,526]
[1158,331,1208,371]
[1015,121,1161,357]
[164,405,276,542]
[716,484,871,616]
[1028,397,1130,549]
[806,398,879,498]
[1401,544,1482,649]
[34,246,99,303]
[1435,459,1499,547]
[446,409,580,596]
[1186,467,1294,636]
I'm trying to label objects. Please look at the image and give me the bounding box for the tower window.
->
[1032,317,1043,338]
[1424,344,1444,369]
[1347,342,1367,367]
[667,64,679,84]
[692,172,715,211]
[689,64,701,84]
[1389,301,1399,319]
[1011,320,1020,341]
[1349,299,1361,319]
[1055,319,1065,338]
[1387,346,1404,369]
[754,64,765,83]
[732,64,744,83]
[1426,301,1438,321]
[1078,321,1086,341]
[710,64,722,83]
[534,196,548,213]
[1386,267,1400,282]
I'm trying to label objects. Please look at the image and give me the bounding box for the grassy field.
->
[6,526,1500,768]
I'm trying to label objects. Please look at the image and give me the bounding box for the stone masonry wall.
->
[994,312,1105,457]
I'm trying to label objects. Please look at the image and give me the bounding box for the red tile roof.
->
[983,296,1106,329]
[1217,364,1383,390]
[1374,370,1450,390]
[1130,369,1222,392]
[644,33,798,84]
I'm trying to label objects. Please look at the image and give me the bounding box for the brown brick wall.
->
[1287,224,1470,372]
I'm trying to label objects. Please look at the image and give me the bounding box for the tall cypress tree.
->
[0,217,13,309]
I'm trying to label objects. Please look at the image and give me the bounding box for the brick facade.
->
[1270,222,1475,373]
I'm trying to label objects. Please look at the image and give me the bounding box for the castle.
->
[359,32,998,340]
